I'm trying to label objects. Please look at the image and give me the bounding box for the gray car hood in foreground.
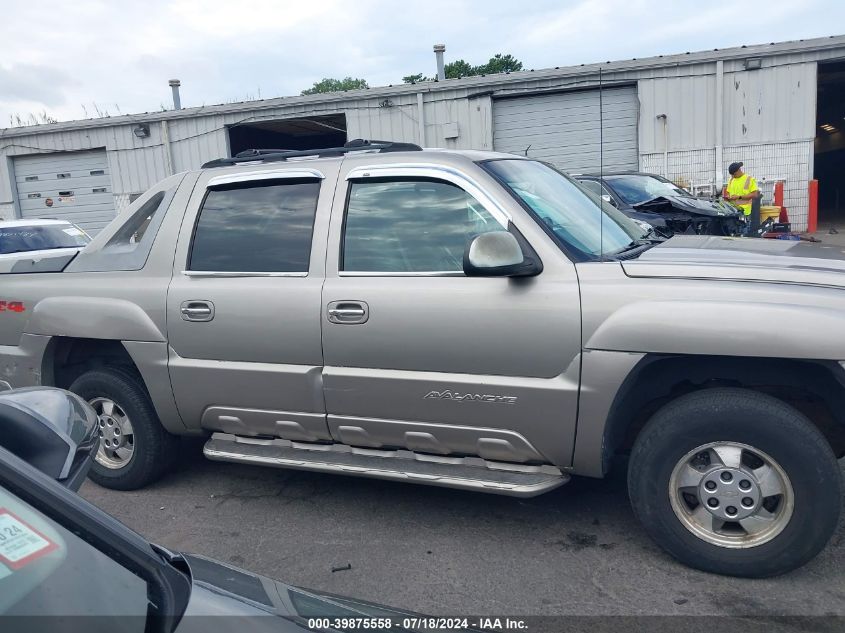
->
[177,553,421,632]
[622,235,845,288]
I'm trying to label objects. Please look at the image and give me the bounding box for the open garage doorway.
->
[815,61,845,229]
[227,113,347,156]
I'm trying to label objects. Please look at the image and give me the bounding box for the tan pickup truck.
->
[0,140,842,577]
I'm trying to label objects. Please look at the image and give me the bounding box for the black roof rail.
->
[234,148,295,158]
[202,139,423,169]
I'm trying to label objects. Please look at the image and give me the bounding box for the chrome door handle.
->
[327,301,369,324]
[329,307,365,318]
[180,300,215,322]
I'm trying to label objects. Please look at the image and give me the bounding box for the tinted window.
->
[343,179,507,273]
[190,180,319,272]
[0,224,89,254]
[0,485,147,624]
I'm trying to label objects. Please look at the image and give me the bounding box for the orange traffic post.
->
[774,181,784,207]
[808,180,819,233]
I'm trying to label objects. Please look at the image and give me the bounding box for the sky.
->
[1,0,843,127]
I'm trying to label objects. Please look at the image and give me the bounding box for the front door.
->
[320,162,582,467]
[166,166,336,442]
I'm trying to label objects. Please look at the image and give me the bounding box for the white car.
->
[0,219,90,260]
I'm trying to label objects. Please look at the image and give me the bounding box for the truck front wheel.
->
[70,367,179,490]
[628,388,841,577]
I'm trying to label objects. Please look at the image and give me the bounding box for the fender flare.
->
[585,300,845,360]
[26,296,165,343]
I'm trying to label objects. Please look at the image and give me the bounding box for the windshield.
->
[606,174,693,205]
[0,224,90,255]
[483,159,645,259]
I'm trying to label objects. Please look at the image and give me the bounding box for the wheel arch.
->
[41,336,187,434]
[600,354,845,474]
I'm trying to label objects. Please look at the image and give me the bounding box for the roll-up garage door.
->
[493,85,639,174]
[14,149,115,235]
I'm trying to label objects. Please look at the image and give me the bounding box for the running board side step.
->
[203,433,569,497]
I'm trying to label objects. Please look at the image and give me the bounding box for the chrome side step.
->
[203,433,569,497]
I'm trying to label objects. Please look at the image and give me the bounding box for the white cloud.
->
[0,0,841,127]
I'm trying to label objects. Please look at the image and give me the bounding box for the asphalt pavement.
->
[81,441,845,619]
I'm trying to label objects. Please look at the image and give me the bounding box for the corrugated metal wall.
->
[0,90,494,223]
[0,122,171,222]
[492,86,639,172]
[638,60,817,151]
[1,43,839,232]
[636,58,819,229]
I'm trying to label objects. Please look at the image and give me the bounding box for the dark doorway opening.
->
[227,113,347,156]
[815,61,845,229]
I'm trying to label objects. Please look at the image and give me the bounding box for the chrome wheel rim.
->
[90,397,135,470]
[669,441,794,549]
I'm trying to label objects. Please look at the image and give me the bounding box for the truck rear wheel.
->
[628,388,841,577]
[70,367,179,490]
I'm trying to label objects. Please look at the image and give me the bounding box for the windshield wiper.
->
[606,237,663,259]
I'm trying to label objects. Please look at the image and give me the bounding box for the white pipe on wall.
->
[715,60,724,190]
[417,92,426,146]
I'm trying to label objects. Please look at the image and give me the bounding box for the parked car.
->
[0,219,90,261]
[574,172,746,236]
[0,388,431,631]
[0,139,842,577]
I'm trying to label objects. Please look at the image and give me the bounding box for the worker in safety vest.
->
[724,162,760,216]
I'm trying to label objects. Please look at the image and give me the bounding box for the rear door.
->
[319,160,582,467]
[166,165,336,441]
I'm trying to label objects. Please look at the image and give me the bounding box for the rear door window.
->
[189,180,320,273]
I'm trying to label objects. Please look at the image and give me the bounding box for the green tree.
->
[402,73,428,84]
[444,59,475,78]
[402,53,523,83]
[476,53,523,75]
[301,77,369,95]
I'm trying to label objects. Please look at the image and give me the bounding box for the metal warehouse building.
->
[1,35,844,233]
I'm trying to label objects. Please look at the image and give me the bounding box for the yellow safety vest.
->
[726,175,758,216]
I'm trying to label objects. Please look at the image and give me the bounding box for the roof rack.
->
[201,138,423,168]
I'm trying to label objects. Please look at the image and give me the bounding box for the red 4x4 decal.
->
[0,301,25,313]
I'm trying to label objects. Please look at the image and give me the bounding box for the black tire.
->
[69,366,179,490]
[628,388,841,578]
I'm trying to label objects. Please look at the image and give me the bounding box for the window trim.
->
[182,270,308,278]
[340,170,511,277]
[207,168,324,188]
[338,270,465,277]
[186,176,322,276]
[345,164,511,225]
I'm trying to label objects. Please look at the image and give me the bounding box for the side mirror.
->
[0,388,99,491]
[463,231,541,277]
